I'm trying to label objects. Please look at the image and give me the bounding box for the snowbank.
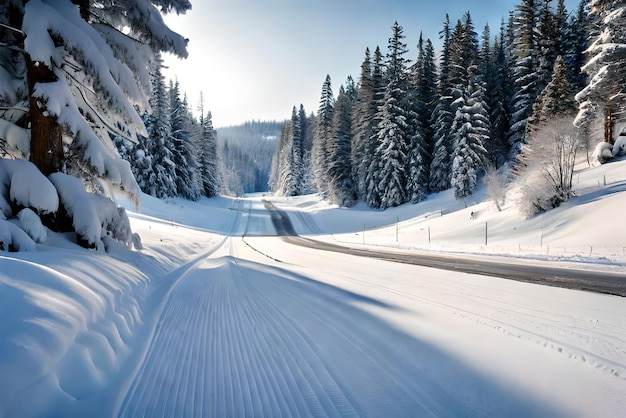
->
[0,158,59,214]
[49,173,132,249]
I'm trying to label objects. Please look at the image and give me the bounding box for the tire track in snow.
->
[117,244,361,417]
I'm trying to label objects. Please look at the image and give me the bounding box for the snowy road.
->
[117,199,626,417]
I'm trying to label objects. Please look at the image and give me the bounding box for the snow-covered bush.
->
[0,159,135,250]
[16,208,47,243]
[0,159,59,250]
[49,173,133,249]
[514,174,556,218]
[0,220,37,252]
[612,136,626,157]
[591,141,614,165]
[484,167,507,211]
[0,159,59,215]
[514,119,581,216]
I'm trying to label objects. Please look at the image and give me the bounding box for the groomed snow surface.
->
[1,157,626,417]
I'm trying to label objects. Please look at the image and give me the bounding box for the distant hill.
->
[217,120,284,142]
[217,120,284,196]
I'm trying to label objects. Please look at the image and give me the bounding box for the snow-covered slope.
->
[280,156,626,267]
[0,158,625,416]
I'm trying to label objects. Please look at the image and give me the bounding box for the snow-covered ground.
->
[1,157,626,417]
[280,157,626,268]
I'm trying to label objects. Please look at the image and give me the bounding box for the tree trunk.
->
[71,0,90,22]
[26,56,63,176]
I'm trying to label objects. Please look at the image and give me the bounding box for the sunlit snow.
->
[1,156,625,417]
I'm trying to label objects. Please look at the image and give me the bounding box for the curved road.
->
[261,201,626,297]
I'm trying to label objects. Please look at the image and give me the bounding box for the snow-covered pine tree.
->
[365,46,386,208]
[296,104,311,193]
[169,80,201,200]
[429,15,455,192]
[406,123,428,203]
[418,37,438,170]
[430,13,478,192]
[327,82,356,207]
[535,0,563,95]
[375,91,409,209]
[0,0,189,194]
[449,13,479,89]
[289,106,304,196]
[268,125,286,194]
[146,56,177,198]
[508,0,540,156]
[576,0,626,140]
[277,121,294,196]
[196,93,219,197]
[450,71,490,199]
[352,48,375,202]
[562,0,590,94]
[486,22,514,167]
[131,129,157,196]
[531,55,577,129]
[311,75,335,196]
[372,22,410,209]
[438,14,452,96]
[405,34,431,203]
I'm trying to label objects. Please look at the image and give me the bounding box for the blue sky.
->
[163,0,580,127]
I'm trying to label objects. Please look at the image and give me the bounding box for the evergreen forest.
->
[269,0,626,211]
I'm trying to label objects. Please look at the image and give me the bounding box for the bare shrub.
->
[515,118,581,216]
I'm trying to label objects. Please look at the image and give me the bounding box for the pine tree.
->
[287,106,302,196]
[297,104,309,193]
[375,92,409,209]
[278,121,295,196]
[131,131,157,195]
[406,125,428,203]
[311,75,335,195]
[269,124,288,194]
[508,0,540,155]
[576,0,626,139]
[421,39,438,163]
[531,55,577,128]
[373,22,411,209]
[0,0,189,195]
[352,48,375,202]
[487,22,514,167]
[170,81,201,200]
[430,13,478,192]
[147,57,177,198]
[365,46,386,208]
[197,99,219,198]
[563,0,590,93]
[450,72,490,199]
[407,34,436,198]
[327,83,356,207]
[429,15,456,193]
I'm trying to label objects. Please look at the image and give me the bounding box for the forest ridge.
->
[269,0,625,213]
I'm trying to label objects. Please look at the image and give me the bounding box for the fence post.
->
[396,217,399,243]
[485,222,488,246]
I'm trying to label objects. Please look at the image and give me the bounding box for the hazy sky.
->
[163,0,579,128]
